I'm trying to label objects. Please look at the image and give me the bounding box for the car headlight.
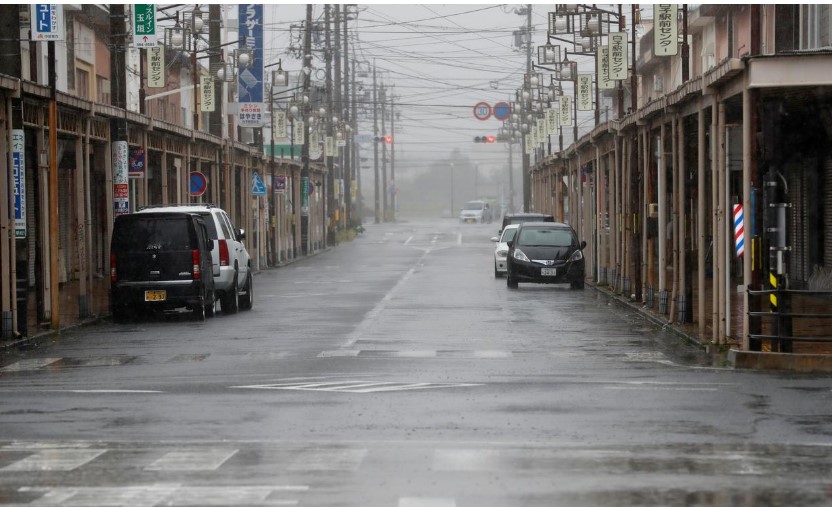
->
[512,248,530,262]
[497,250,507,258]
[568,249,583,262]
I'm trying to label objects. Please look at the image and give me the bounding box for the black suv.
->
[110,212,216,321]
[505,221,586,290]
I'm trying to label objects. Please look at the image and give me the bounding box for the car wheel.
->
[192,299,206,321]
[239,272,254,311]
[506,269,518,289]
[571,278,585,290]
[222,272,239,314]
[205,289,216,317]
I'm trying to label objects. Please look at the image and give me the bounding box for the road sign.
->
[31,5,65,41]
[473,102,491,121]
[189,171,207,197]
[493,102,511,121]
[251,171,267,196]
[133,4,157,48]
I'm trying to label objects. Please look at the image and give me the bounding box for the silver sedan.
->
[490,224,520,277]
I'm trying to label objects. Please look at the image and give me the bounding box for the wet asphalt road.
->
[1,219,831,507]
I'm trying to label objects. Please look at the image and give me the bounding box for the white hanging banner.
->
[275,111,287,139]
[597,46,614,90]
[200,76,215,112]
[559,96,573,127]
[577,74,593,111]
[654,5,679,56]
[547,107,558,132]
[147,46,165,88]
[608,32,628,80]
[295,120,305,145]
[325,136,336,157]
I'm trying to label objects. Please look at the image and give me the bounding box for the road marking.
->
[473,350,513,358]
[289,449,367,471]
[144,449,239,472]
[230,380,483,393]
[399,498,457,507]
[0,358,62,372]
[433,449,500,471]
[603,386,720,392]
[404,235,414,245]
[41,389,163,394]
[16,485,306,506]
[318,350,360,358]
[1,449,105,472]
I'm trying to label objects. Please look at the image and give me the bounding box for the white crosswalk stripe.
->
[144,449,239,472]
[1,449,106,472]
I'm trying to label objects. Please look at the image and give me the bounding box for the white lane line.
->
[340,249,430,348]
[144,449,239,472]
[404,235,414,245]
[16,485,307,506]
[41,390,163,394]
[604,386,720,392]
[2,449,106,472]
[433,449,500,472]
[318,350,360,358]
[400,498,457,507]
[288,449,367,471]
[473,350,513,358]
[0,358,62,372]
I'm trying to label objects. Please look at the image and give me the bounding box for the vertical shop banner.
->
[129,146,145,178]
[524,133,532,154]
[654,5,678,56]
[147,45,165,88]
[113,141,129,216]
[12,130,26,238]
[275,111,287,139]
[31,5,64,41]
[559,96,573,127]
[273,175,287,194]
[133,4,157,48]
[597,46,614,90]
[577,74,593,111]
[301,176,309,216]
[537,120,546,145]
[237,4,265,127]
[325,136,336,157]
[546,107,558,133]
[608,32,628,80]
[201,76,215,112]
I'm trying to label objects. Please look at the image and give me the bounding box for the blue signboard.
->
[129,147,145,178]
[30,5,65,41]
[12,130,26,238]
[238,5,263,104]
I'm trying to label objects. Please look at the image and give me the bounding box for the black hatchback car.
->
[499,212,555,235]
[505,221,586,290]
[110,212,215,321]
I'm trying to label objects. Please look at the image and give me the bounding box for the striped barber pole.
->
[733,204,745,257]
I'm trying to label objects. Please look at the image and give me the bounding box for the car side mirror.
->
[238,228,246,240]
[490,236,499,242]
[579,240,587,250]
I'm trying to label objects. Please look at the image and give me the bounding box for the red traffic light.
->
[474,135,497,143]
[485,135,496,143]
[383,136,393,144]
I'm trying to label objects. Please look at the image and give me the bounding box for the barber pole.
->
[733,204,745,257]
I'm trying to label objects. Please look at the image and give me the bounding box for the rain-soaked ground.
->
[0,219,831,506]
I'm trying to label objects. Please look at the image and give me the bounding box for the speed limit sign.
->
[473,102,492,121]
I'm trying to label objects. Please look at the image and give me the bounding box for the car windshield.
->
[517,228,573,247]
[112,216,194,251]
[463,202,484,210]
[500,228,517,243]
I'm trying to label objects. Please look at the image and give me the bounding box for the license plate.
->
[144,290,166,302]
[465,218,475,223]
[541,268,557,276]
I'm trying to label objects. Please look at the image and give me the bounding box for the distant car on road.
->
[459,200,492,224]
[491,224,519,278]
[506,221,586,290]
[498,212,555,235]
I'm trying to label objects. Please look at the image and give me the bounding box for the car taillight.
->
[192,249,201,279]
[110,254,117,282]
[218,239,229,267]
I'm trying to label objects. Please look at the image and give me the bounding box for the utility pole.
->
[209,5,223,137]
[334,5,344,232]
[390,92,396,221]
[352,47,361,222]
[372,62,380,223]
[325,4,334,246]
[380,83,388,221]
[342,5,352,228]
[301,4,312,254]
[522,4,532,213]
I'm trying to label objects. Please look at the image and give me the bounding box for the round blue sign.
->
[493,102,511,121]
[189,171,207,196]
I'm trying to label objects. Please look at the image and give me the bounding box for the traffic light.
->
[383,136,393,144]
[474,136,496,143]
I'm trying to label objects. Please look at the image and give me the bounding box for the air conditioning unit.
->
[648,203,659,217]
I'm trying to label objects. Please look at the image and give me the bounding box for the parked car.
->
[499,212,555,235]
[459,200,492,224]
[136,204,253,313]
[110,212,215,321]
[491,224,520,278]
[505,221,586,290]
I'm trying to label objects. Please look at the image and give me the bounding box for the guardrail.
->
[748,288,832,352]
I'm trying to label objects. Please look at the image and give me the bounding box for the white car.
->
[136,204,253,313]
[459,200,492,224]
[490,224,519,278]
